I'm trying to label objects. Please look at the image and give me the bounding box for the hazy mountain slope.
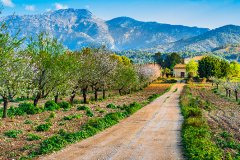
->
[164,25,240,52]
[107,17,209,50]
[2,8,209,51]
[3,9,115,50]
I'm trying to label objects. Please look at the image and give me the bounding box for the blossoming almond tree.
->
[0,23,25,118]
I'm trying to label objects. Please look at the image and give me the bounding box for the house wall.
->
[173,68,187,78]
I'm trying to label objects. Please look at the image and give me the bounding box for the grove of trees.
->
[0,27,161,118]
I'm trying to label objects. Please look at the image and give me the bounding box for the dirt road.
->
[41,83,184,160]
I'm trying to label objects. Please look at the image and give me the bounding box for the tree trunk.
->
[119,89,122,96]
[229,89,231,97]
[82,87,88,104]
[34,93,41,107]
[94,89,98,101]
[54,92,59,103]
[70,90,76,104]
[103,89,106,99]
[216,83,219,89]
[235,91,238,102]
[2,97,8,118]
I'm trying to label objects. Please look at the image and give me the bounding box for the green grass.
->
[180,86,223,160]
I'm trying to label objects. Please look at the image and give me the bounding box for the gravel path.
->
[40,83,184,160]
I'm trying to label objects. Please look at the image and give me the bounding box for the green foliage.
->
[106,103,117,109]
[148,94,160,102]
[77,105,89,111]
[95,107,106,113]
[122,102,142,115]
[49,112,56,118]
[63,114,82,120]
[27,133,41,141]
[86,110,94,117]
[180,86,223,160]
[4,130,23,138]
[7,103,42,117]
[77,105,94,117]
[186,59,198,77]
[58,101,71,109]
[24,120,33,124]
[198,56,230,78]
[44,100,60,111]
[36,123,52,132]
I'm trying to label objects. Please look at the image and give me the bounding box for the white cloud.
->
[54,3,68,10]
[1,0,15,7]
[25,5,36,11]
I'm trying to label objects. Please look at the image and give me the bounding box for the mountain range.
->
[2,8,240,53]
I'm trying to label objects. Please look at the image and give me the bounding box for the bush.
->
[27,133,41,141]
[38,135,68,154]
[49,112,56,118]
[24,120,33,124]
[36,123,52,132]
[4,130,23,138]
[86,110,94,117]
[44,100,60,111]
[106,103,117,109]
[58,101,71,109]
[19,102,42,115]
[77,105,94,117]
[63,114,82,121]
[77,105,89,111]
[7,103,42,117]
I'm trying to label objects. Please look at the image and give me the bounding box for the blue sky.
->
[1,0,240,29]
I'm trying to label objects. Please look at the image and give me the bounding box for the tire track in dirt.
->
[40,83,185,160]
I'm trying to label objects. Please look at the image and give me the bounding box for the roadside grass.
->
[180,86,223,160]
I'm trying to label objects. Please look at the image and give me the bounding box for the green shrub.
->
[7,103,42,117]
[19,102,42,115]
[63,114,82,121]
[49,112,56,118]
[58,101,71,109]
[77,105,89,111]
[4,130,23,138]
[44,100,60,111]
[38,135,68,154]
[36,123,52,132]
[96,107,106,113]
[24,119,33,124]
[106,103,117,109]
[86,110,94,117]
[27,133,41,141]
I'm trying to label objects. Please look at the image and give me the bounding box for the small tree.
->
[26,33,65,106]
[0,24,25,118]
[186,59,198,77]
[230,82,240,101]
[209,77,221,89]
